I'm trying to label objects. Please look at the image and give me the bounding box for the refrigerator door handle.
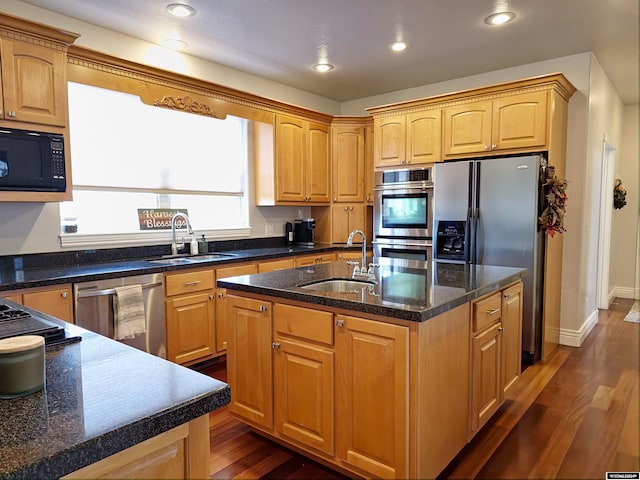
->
[465,206,473,262]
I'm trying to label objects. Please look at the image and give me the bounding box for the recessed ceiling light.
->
[484,11,516,25]
[167,3,196,18]
[390,41,408,52]
[312,63,334,73]
[163,38,188,49]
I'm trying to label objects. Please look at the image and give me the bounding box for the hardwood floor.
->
[198,298,639,479]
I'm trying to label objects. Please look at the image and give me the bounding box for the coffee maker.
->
[293,218,315,246]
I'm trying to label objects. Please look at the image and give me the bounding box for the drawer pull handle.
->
[486,308,500,316]
[184,280,203,286]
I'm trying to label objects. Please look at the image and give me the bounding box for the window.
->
[60,82,250,247]
[60,82,249,246]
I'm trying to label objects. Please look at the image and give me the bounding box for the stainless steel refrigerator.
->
[433,154,545,364]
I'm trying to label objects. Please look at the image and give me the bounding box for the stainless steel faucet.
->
[346,229,368,277]
[171,212,195,255]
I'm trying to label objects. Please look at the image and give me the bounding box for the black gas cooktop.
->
[0,302,81,346]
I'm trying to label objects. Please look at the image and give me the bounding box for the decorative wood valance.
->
[66,45,333,125]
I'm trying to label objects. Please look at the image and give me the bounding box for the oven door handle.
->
[372,241,432,247]
[372,186,433,192]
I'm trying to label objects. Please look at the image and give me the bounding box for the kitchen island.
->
[0,311,230,480]
[217,258,525,479]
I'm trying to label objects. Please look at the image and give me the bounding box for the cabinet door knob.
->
[491,144,497,149]
[209,294,215,300]
[336,319,345,327]
[484,145,490,151]
[498,326,504,332]
[217,292,225,298]
[61,292,68,298]
[503,294,511,299]
[272,342,281,349]
[7,111,16,118]
[259,305,268,312]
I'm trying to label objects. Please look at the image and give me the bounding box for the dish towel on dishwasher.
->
[113,285,146,340]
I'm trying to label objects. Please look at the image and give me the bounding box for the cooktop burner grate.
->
[0,302,78,345]
[0,304,31,321]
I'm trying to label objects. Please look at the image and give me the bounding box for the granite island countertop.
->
[216,258,526,322]
[0,318,230,480]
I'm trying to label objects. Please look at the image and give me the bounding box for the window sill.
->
[59,228,252,250]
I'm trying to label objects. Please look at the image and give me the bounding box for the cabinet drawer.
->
[472,292,502,332]
[165,270,215,296]
[215,263,257,280]
[274,303,333,345]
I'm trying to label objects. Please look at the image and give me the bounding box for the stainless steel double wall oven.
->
[372,166,434,262]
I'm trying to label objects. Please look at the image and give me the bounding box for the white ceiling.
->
[21,0,640,104]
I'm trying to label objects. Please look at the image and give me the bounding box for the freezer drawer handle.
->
[76,282,163,298]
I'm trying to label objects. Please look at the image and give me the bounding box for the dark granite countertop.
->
[0,242,347,292]
[0,316,230,480]
[217,258,525,322]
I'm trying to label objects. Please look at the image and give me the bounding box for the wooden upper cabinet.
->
[373,114,405,168]
[374,109,442,168]
[406,109,442,164]
[306,122,331,203]
[271,114,330,204]
[492,91,547,151]
[444,91,548,157]
[443,100,492,156]
[332,125,365,203]
[0,38,67,127]
[276,115,306,202]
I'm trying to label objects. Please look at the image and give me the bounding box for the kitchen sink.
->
[146,252,238,265]
[298,278,376,293]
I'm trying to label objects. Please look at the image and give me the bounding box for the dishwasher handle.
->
[76,281,163,298]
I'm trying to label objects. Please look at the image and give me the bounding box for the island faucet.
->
[346,229,368,277]
[171,212,196,255]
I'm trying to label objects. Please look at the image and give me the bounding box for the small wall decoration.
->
[138,208,188,230]
[539,166,568,237]
[613,178,627,209]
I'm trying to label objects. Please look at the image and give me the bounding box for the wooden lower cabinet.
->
[501,282,523,397]
[226,281,522,479]
[165,269,216,365]
[470,322,502,434]
[214,263,258,354]
[1,284,73,323]
[273,303,335,456]
[469,282,522,437]
[63,415,209,479]
[226,295,273,429]
[335,314,409,479]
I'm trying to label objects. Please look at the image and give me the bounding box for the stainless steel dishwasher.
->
[74,273,166,358]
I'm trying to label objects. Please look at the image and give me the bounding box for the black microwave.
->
[0,127,66,192]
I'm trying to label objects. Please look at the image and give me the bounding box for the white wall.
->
[611,105,639,299]
[559,56,624,347]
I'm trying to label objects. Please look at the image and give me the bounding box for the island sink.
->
[298,278,376,292]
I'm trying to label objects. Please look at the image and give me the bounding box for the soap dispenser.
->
[198,234,208,254]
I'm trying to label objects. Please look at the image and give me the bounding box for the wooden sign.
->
[138,208,188,230]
